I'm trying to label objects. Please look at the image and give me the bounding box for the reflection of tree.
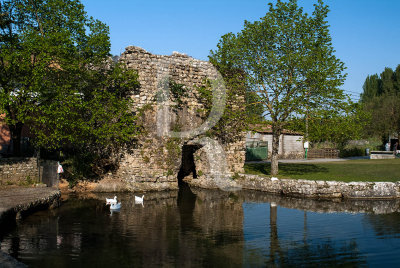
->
[281,239,366,267]
[265,237,366,267]
[1,190,244,267]
[364,213,400,237]
[265,205,366,267]
[1,191,375,267]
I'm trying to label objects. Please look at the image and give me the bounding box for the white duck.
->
[135,195,144,203]
[110,202,121,210]
[106,196,117,205]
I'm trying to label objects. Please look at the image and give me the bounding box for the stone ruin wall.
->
[110,46,245,190]
[0,157,38,186]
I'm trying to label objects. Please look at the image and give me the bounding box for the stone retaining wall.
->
[238,174,400,199]
[0,158,39,186]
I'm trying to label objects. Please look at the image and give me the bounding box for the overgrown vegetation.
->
[195,75,246,144]
[165,137,181,172]
[338,138,382,158]
[169,80,188,107]
[156,78,189,108]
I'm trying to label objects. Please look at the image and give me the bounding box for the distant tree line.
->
[360,65,400,141]
[361,66,400,102]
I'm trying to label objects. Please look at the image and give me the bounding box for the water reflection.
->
[269,203,280,265]
[0,188,400,267]
[177,183,197,232]
[364,213,400,238]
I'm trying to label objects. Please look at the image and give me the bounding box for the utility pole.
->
[304,89,310,159]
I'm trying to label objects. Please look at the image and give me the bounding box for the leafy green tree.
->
[380,67,396,94]
[288,102,368,147]
[0,0,108,154]
[210,0,347,175]
[245,91,265,124]
[394,65,400,92]
[363,94,400,141]
[0,0,139,179]
[360,74,381,103]
[360,65,400,141]
[30,63,140,177]
[208,38,265,125]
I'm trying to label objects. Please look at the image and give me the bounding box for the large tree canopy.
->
[210,0,348,175]
[0,0,139,180]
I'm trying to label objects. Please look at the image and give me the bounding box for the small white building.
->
[246,125,304,159]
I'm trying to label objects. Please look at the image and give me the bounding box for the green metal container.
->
[245,141,268,161]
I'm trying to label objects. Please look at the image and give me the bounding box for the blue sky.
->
[82,0,400,101]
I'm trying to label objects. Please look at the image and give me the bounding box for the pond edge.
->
[0,187,61,267]
[234,174,400,199]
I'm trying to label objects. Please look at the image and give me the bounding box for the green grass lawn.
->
[244,159,400,182]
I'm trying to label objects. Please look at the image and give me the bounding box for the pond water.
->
[1,185,400,267]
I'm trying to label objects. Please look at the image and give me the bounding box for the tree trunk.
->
[270,127,281,176]
[9,122,23,156]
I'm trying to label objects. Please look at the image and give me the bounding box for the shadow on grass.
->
[244,163,329,176]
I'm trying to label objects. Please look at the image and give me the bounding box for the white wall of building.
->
[246,132,304,158]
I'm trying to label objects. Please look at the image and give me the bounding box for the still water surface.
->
[1,185,400,267]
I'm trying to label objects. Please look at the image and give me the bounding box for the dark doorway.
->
[177,144,200,185]
[390,139,399,151]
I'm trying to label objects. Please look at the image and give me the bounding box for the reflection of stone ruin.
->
[109,46,245,190]
[1,190,244,266]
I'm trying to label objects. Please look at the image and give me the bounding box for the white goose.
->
[135,195,144,203]
[106,196,117,205]
[110,202,121,210]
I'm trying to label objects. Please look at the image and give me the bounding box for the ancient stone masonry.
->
[110,46,245,191]
[0,158,59,187]
[238,174,400,199]
[0,157,38,186]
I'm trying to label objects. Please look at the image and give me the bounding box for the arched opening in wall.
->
[177,144,200,186]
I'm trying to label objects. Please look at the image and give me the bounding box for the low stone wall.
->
[237,174,400,199]
[62,172,400,200]
[0,158,39,186]
[370,151,395,159]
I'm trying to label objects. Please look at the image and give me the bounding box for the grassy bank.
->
[244,159,400,182]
